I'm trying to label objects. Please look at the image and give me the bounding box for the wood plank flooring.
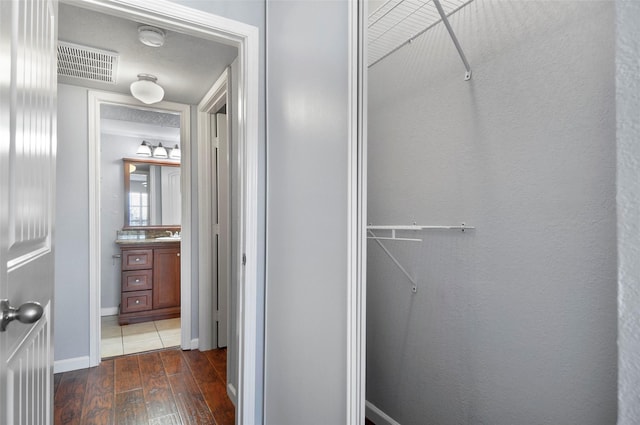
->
[54,348,234,425]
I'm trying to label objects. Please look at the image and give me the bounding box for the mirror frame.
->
[123,157,181,230]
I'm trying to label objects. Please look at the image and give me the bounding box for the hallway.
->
[54,348,233,425]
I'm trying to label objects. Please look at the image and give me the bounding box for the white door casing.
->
[87,91,191,359]
[198,68,228,352]
[216,112,230,349]
[0,0,58,424]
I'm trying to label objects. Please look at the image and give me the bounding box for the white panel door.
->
[216,113,229,348]
[0,0,58,424]
[160,165,181,225]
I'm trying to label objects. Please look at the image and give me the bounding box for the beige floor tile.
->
[154,318,181,331]
[157,328,180,338]
[160,333,182,348]
[123,336,163,355]
[101,325,122,339]
[121,321,157,336]
[101,335,123,345]
[101,340,123,358]
[122,331,159,344]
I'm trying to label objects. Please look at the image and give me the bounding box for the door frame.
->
[87,91,191,358]
[78,0,260,422]
[347,0,367,422]
[197,68,229,352]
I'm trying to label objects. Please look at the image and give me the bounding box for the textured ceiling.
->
[58,3,238,105]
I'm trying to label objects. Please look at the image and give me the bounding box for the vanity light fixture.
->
[169,144,181,160]
[136,140,152,157]
[135,140,180,160]
[130,74,164,104]
[153,143,168,159]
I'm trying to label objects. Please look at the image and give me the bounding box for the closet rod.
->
[432,0,472,81]
[367,224,474,232]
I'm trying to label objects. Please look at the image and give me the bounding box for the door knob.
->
[0,300,43,332]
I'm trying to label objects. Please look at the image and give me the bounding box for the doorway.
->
[73,0,260,422]
[87,91,191,357]
[97,102,185,358]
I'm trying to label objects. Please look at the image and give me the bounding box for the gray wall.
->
[616,1,640,423]
[367,2,617,424]
[264,1,350,423]
[99,132,132,312]
[55,84,91,361]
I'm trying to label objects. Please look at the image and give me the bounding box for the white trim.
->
[197,68,229,352]
[365,401,401,425]
[76,1,261,422]
[100,307,118,317]
[88,90,191,367]
[190,338,199,350]
[347,0,367,424]
[54,356,91,374]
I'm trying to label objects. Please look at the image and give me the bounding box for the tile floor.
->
[101,315,181,359]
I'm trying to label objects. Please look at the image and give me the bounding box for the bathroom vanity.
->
[117,239,181,325]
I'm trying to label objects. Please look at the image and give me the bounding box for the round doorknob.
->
[1,300,44,332]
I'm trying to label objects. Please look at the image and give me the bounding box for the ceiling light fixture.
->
[130,74,164,104]
[138,25,166,47]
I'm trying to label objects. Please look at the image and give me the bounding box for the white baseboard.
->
[190,338,199,349]
[227,382,237,406]
[366,401,401,425]
[101,307,118,316]
[54,356,91,374]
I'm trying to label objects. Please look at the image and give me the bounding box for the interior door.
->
[0,0,58,424]
[216,112,229,348]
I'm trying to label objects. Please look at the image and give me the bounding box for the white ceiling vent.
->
[57,41,119,84]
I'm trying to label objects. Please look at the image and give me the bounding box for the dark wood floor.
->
[54,347,234,425]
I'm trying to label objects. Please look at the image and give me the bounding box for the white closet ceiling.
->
[369,0,473,67]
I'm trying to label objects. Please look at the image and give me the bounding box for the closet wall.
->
[366,1,617,424]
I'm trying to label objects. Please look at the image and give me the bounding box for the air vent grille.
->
[57,41,118,84]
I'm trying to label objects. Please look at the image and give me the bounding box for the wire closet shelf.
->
[367,223,475,293]
[368,0,474,79]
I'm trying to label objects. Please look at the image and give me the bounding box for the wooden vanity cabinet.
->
[118,242,181,325]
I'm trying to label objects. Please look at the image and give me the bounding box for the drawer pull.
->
[135,279,140,283]
[135,300,140,304]
[135,258,140,262]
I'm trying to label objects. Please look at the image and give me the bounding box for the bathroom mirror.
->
[123,158,181,228]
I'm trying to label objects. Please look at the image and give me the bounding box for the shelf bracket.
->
[432,0,472,81]
[368,230,418,294]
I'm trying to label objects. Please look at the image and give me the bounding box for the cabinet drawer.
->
[122,270,153,292]
[122,249,153,270]
[121,290,152,313]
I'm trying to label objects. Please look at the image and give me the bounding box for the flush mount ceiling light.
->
[130,74,164,104]
[138,25,166,47]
